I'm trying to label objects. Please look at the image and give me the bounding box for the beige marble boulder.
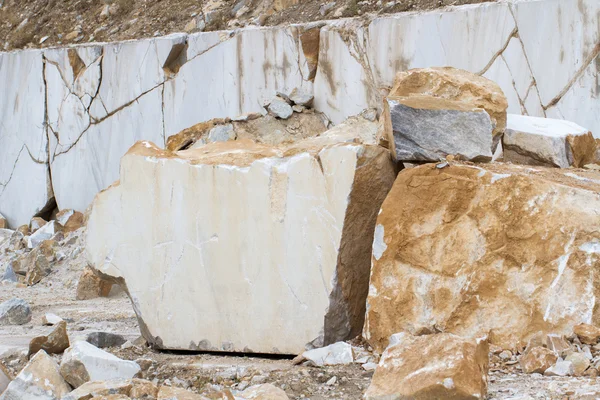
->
[86,129,396,354]
[389,67,508,144]
[364,332,489,400]
[573,323,600,345]
[365,162,600,352]
[520,347,558,374]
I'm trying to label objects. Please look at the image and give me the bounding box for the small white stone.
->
[268,97,293,119]
[302,342,354,366]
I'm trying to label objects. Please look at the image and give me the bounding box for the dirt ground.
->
[0,0,494,51]
[1,228,600,399]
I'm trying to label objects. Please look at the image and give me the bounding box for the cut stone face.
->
[503,114,597,168]
[386,96,494,162]
[86,132,396,353]
[365,162,600,352]
[0,50,52,229]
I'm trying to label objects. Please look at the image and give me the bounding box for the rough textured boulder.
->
[76,266,113,300]
[60,341,141,388]
[574,323,600,345]
[520,347,558,374]
[56,209,85,233]
[27,220,62,249]
[386,95,494,162]
[63,379,157,400]
[364,333,489,400]
[86,130,396,353]
[365,162,600,352]
[0,350,71,399]
[0,298,31,326]
[389,67,508,143]
[503,115,597,168]
[28,320,70,356]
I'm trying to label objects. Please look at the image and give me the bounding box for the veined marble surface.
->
[0,0,598,225]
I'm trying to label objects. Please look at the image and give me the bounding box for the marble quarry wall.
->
[0,0,598,227]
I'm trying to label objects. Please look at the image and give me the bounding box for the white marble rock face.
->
[86,135,396,354]
[0,0,599,236]
[503,114,595,168]
[0,50,51,229]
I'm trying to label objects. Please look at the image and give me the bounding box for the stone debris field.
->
[1,0,600,399]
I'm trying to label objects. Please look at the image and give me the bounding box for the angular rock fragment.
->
[86,131,396,353]
[76,266,113,300]
[0,298,31,326]
[17,224,30,236]
[545,334,570,355]
[63,378,157,400]
[86,331,127,348]
[24,252,52,286]
[301,342,354,366]
[386,96,494,162]
[267,96,293,119]
[28,320,70,356]
[1,264,17,283]
[42,313,64,326]
[503,115,597,168]
[364,333,489,400]
[365,163,600,352]
[27,220,62,249]
[60,341,141,388]
[573,323,600,345]
[240,383,290,399]
[389,67,508,143]
[544,360,574,376]
[565,352,590,376]
[0,350,71,400]
[0,228,12,244]
[129,379,159,399]
[207,124,236,143]
[519,347,557,374]
[56,209,85,233]
[29,217,47,234]
[157,386,209,399]
[0,213,6,229]
[289,87,314,107]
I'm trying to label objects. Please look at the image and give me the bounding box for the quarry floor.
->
[1,282,600,399]
[1,0,493,51]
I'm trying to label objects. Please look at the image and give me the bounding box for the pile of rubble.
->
[0,210,112,300]
[1,66,600,399]
[166,87,330,152]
